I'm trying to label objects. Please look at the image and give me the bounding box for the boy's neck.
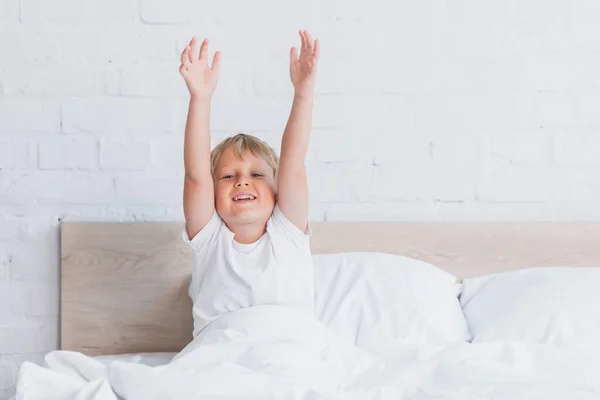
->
[229,221,267,244]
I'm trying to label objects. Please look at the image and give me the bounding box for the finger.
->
[211,51,222,76]
[312,39,320,61]
[290,47,298,64]
[199,38,209,62]
[179,64,188,77]
[180,46,190,65]
[305,30,314,53]
[188,37,197,64]
[299,30,306,53]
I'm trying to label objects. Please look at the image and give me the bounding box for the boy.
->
[179,30,320,337]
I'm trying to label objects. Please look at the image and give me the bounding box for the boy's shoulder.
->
[268,203,312,246]
[182,210,224,252]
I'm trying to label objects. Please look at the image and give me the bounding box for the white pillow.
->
[313,252,470,355]
[460,267,600,348]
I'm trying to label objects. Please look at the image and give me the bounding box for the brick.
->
[0,171,13,201]
[518,56,589,92]
[373,130,430,166]
[248,57,294,96]
[99,139,151,170]
[568,0,600,53]
[0,65,111,96]
[414,93,524,134]
[118,64,188,97]
[361,58,521,95]
[575,168,600,202]
[569,0,600,25]
[38,138,96,170]
[477,165,580,202]
[577,56,600,92]
[210,96,290,133]
[211,57,255,97]
[313,94,413,130]
[62,27,176,63]
[325,202,440,222]
[577,94,600,127]
[554,130,600,165]
[141,0,207,24]
[0,141,31,169]
[306,162,373,202]
[0,29,61,62]
[21,213,61,242]
[114,174,182,206]
[0,282,31,320]
[0,318,57,354]
[435,201,600,222]
[1,172,114,205]
[0,0,19,22]
[437,1,518,60]
[251,56,513,97]
[28,282,58,317]
[506,0,569,55]
[568,28,600,54]
[430,168,477,202]
[0,218,25,241]
[21,0,137,23]
[488,129,552,165]
[149,138,183,173]
[310,129,373,163]
[313,3,440,61]
[312,56,521,95]
[0,251,8,282]
[91,205,174,222]
[0,99,59,132]
[169,1,306,59]
[429,133,484,168]
[371,165,475,202]
[62,98,181,134]
[532,93,575,128]
[10,239,59,282]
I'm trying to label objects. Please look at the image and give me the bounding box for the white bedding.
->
[15,304,600,400]
[92,352,176,367]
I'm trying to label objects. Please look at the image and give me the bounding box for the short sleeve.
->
[182,211,223,252]
[268,203,312,247]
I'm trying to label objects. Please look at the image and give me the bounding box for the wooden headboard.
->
[61,221,600,356]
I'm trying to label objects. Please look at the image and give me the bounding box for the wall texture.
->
[1,0,600,397]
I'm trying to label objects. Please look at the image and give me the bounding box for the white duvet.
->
[15,305,600,400]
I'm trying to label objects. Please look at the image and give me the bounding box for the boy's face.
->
[214,147,276,227]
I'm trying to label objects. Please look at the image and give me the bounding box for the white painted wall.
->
[1,0,600,396]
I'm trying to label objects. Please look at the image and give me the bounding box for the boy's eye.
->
[222,175,233,179]
[251,173,263,177]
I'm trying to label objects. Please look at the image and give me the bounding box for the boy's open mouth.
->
[232,194,256,203]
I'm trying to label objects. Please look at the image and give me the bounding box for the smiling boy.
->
[179,30,320,337]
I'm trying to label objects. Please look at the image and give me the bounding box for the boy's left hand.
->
[290,30,320,98]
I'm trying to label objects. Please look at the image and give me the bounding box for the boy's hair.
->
[210,133,279,181]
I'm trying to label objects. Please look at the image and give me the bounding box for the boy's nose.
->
[235,181,249,187]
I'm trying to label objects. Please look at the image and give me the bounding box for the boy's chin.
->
[222,206,273,224]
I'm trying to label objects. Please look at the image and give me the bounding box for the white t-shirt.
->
[182,204,314,338]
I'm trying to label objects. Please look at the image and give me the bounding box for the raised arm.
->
[277,30,320,232]
[180,37,221,239]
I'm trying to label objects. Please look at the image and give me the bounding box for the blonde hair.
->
[211,133,279,179]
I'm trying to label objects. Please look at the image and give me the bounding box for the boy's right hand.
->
[179,37,221,100]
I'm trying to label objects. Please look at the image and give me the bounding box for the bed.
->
[13,221,600,399]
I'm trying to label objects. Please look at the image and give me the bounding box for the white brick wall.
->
[1,0,600,397]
